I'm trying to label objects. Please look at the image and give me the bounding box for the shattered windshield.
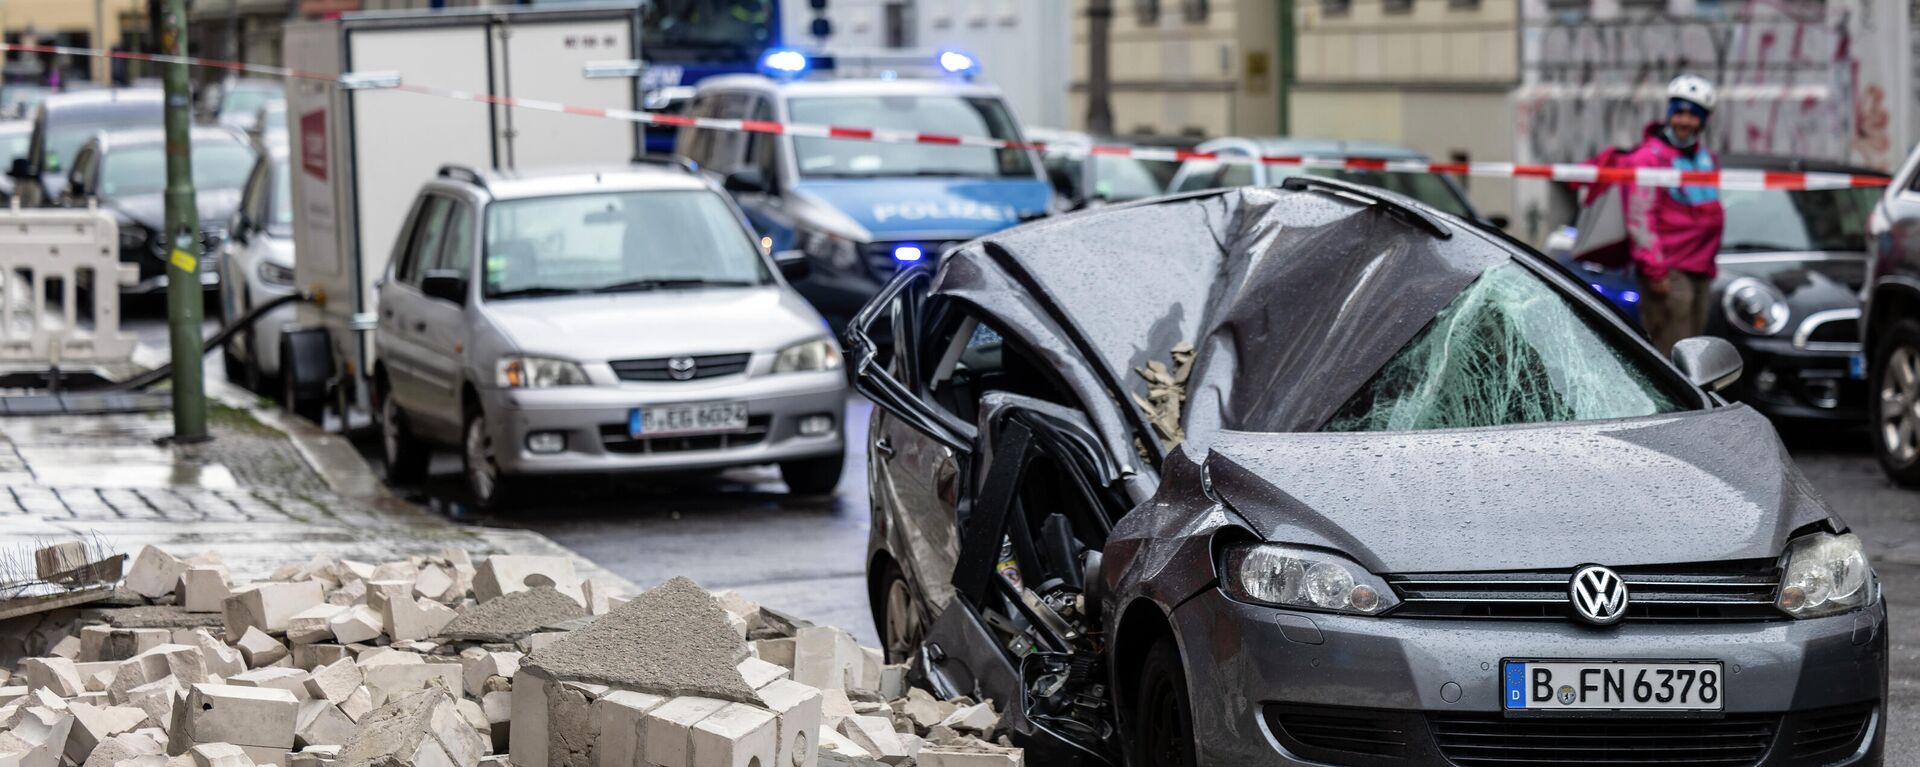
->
[1324,263,1686,432]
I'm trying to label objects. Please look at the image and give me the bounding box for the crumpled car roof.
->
[951,185,1507,446]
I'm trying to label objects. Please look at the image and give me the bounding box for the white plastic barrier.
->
[0,204,138,365]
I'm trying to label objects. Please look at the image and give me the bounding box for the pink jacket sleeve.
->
[1590,142,1668,282]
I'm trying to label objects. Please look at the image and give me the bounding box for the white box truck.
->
[281,4,643,422]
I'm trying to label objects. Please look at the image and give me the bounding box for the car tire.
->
[221,336,249,391]
[280,360,324,424]
[378,379,430,484]
[875,558,923,664]
[1870,318,1920,486]
[780,452,844,496]
[463,404,518,512]
[1129,636,1197,767]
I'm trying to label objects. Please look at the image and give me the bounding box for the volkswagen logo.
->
[667,356,697,381]
[1569,565,1629,626]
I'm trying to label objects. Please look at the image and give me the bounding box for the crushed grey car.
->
[850,178,1888,766]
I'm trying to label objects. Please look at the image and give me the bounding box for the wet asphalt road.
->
[128,303,1920,758]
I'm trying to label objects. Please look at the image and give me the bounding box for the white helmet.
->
[1668,74,1717,110]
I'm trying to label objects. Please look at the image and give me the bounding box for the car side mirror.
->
[774,249,810,281]
[1484,213,1512,230]
[1671,336,1742,391]
[724,167,769,194]
[9,157,31,179]
[420,270,468,305]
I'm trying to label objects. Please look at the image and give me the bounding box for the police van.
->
[677,50,1052,331]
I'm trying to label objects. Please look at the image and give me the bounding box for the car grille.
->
[862,240,960,278]
[608,352,751,382]
[1429,713,1776,766]
[1800,316,1860,346]
[1788,703,1874,760]
[1386,561,1783,622]
[1266,705,1410,763]
[598,414,771,454]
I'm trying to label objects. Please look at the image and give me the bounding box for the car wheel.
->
[378,380,430,484]
[280,358,324,423]
[1129,637,1197,767]
[221,333,249,390]
[780,452,845,496]
[463,405,517,511]
[1871,318,1920,486]
[876,559,922,664]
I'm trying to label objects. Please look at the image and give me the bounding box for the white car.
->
[219,142,298,392]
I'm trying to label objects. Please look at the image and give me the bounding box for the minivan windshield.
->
[100,139,255,197]
[789,95,1034,179]
[484,190,771,299]
[1324,263,1686,432]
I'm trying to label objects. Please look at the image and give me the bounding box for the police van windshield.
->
[789,95,1034,179]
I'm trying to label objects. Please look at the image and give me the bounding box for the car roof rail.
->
[1277,174,1452,239]
[437,164,487,189]
[631,153,699,174]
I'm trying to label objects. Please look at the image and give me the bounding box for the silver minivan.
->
[374,162,847,509]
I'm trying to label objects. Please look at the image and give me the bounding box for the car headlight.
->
[1722,276,1789,335]
[1776,531,1877,619]
[1220,543,1399,616]
[773,338,843,373]
[497,356,590,388]
[795,226,860,271]
[257,261,295,287]
[119,226,148,251]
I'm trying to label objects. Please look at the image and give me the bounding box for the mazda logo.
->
[667,356,697,381]
[1570,565,1629,626]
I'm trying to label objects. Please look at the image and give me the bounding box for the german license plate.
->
[1503,660,1724,711]
[630,402,747,438]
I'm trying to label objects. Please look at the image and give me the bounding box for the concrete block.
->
[325,608,382,646]
[179,569,232,614]
[63,703,149,764]
[460,653,520,700]
[125,547,188,600]
[336,688,374,724]
[734,659,787,691]
[878,665,907,701]
[814,726,870,761]
[382,599,456,643]
[292,702,355,749]
[167,684,299,753]
[80,731,163,767]
[234,746,285,767]
[363,582,412,617]
[370,562,417,583]
[188,632,245,679]
[284,607,345,646]
[289,646,349,674]
[472,557,581,605]
[792,628,864,691]
[186,743,253,767]
[360,661,461,701]
[688,703,775,767]
[817,689,855,728]
[858,648,881,694]
[900,689,956,731]
[590,691,667,767]
[109,646,206,705]
[639,697,729,767]
[940,703,997,735]
[748,639,794,670]
[916,747,1023,767]
[49,636,82,661]
[23,657,85,697]
[413,566,455,603]
[506,671,548,767]
[453,699,490,751]
[356,649,422,667]
[83,627,171,663]
[233,629,287,669]
[224,582,325,636]
[302,660,360,705]
[228,669,312,702]
[542,682,597,767]
[578,580,620,617]
[838,716,909,763]
[78,662,120,693]
[6,705,75,767]
[334,562,375,584]
[121,679,177,727]
[519,633,568,654]
[756,680,821,767]
[35,541,89,579]
[28,688,68,711]
[338,688,483,767]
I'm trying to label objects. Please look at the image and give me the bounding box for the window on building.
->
[1449,0,1482,10]
[1135,0,1162,25]
[1182,0,1211,22]
[885,2,915,47]
[1542,0,1591,13]
[1383,0,1414,13]
[1321,0,1354,16]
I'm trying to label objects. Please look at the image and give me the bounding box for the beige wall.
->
[1296,0,1518,84]
[2,0,146,82]
[1067,0,1283,137]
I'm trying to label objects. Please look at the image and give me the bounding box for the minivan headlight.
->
[258,261,295,287]
[497,356,590,388]
[795,226,860,271]
[1221,543,1398,616]
[1722,276,1789,335]
[1776,531,1877,619]
[774,338,843,373]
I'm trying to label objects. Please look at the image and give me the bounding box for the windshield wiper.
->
[487,286,589,300]
[591,278,757,293]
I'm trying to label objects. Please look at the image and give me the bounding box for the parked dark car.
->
[851,179,1886,766]
[1554,155,1886,426]
[0,121,32,203]
[57,127,256,293]
[1866,144,1920,485]
[1028,127,1190,211]
[9,88,163,208]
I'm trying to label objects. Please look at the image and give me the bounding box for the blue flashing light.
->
[893,245,925,262]
[936,49,980,78]
[760,49,810,78]
[1589,283,1605,293]
[1621,290,1641,304]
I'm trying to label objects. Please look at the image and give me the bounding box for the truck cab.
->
[678,54,1052,331]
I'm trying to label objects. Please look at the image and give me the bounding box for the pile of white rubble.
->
[0,542,1024,767]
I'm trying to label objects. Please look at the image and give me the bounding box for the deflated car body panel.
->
[1196,405,1838,574]
[1100,450,1251,619]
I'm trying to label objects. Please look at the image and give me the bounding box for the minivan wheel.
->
[379,381,430,484]
[221,332,250,391]
[1872,318,1920,486]
[876,559,922,663]
[780,452,844,496]
[1129,637,1197,767]
[463,406,517,511]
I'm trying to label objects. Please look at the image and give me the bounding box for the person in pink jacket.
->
[1589,75,1727,353]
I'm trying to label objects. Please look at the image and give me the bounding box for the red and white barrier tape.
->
[5,42,1892,192]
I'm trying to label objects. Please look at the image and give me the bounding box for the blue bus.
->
[641,0,784,152]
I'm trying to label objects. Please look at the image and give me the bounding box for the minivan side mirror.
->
[773,249,810,281]
[723,167,769,194]
[1671,336,1742,391]
[420,270,468,305]
[9,157,31,179]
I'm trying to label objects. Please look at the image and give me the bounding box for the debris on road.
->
[0,540,1024,767]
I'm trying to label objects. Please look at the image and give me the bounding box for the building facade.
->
[1064,0,1287,138]
[0,0,147,84]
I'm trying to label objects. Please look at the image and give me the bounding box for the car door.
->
[225,159,271,340]
[377,195,447,423]
[411,197,476,431]
[732,94,794,249]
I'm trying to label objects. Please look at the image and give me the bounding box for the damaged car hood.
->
[1197,405,1837,573]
